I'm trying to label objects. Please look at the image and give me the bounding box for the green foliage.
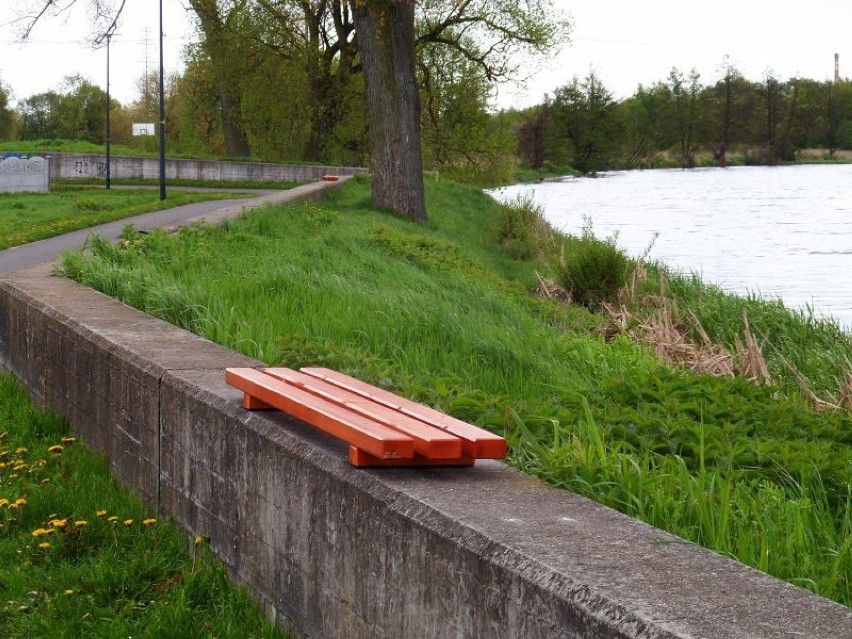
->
[16,76,111,144]
[0,374,283,638]
[0,78,16,141]
[418,39,516,186]
[61,177,852,606]
[546,72,624,174]
[493,194,551,260]
[556,229,630,309]
[513,65,852,172]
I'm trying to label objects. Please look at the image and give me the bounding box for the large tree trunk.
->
[350,0,427,221]
[191,0,251,158]
[217,76,251,158]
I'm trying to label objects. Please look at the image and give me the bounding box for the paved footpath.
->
[0,179,349,276]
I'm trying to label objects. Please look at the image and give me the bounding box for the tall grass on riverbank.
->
[61,176,852,607]
[0,374,283,637]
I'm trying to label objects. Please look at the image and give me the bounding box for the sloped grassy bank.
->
[61,176,852,607]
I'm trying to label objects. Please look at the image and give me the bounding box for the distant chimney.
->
[835,53,840,82]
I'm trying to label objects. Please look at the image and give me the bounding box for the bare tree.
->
[15,0,126,42]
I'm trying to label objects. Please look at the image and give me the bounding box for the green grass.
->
[60,176,852,607]
[0,187,235,250]
[0,140,165,159]
[0,374,283,638]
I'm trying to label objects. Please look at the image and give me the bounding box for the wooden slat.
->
[348,446,475,468]
[262,368,463,459]
[225,368,414,460]
[301,367,507,459]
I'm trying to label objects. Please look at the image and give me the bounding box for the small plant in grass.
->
[494,194,553,260]
[556,228,630,310]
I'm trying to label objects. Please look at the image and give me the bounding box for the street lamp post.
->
[159,0,166,201]
[105,32,112,190]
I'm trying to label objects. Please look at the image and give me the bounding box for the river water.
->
[491,165,852,331]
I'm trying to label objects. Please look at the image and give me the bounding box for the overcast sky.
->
[1,1,851,110]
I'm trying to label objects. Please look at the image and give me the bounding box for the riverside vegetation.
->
[0,374,283,637]
[61,176,852,607]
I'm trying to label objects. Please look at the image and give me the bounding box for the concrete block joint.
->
[1,265,850,638]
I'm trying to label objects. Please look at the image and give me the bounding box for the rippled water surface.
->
[492,165,852,330]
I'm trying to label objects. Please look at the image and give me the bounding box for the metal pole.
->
[105,32,111,190]
[158,0,166,200]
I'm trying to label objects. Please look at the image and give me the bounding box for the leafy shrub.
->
[494,194,552,260]
[557,231,630,310]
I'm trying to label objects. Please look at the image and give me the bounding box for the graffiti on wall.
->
[73,159,108,178]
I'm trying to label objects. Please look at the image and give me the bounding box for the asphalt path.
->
[0,180,346,275]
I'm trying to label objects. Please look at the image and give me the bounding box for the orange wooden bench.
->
[225,367,507,467]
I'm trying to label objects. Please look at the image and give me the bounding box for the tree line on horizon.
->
[1,6,851,187]
[511,60,852,175]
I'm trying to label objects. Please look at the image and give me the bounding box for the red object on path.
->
[321,175,339,181]
[225,367,507,467]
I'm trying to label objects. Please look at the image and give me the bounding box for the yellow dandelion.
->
[194,535,204,545]
[107,515,119,522]
[14,447,27,454]
[15,498,26,506]
[38,542,51,549]
[31,528,52,537]
[123,519,134,526]
[96,509,107,517]
[142,518,157,526]
[61,437,77,444]
[0,498,8,507]
[64,589,74,596]
[49,519,67,529]
[74,520,88,527]
[47,445,63,454]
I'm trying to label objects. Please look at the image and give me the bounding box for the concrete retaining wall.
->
[45,153,366,183]
[1,265,850,638]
